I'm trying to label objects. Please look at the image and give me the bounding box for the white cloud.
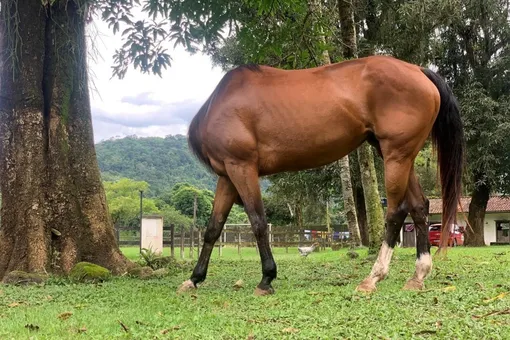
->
[86,17,225,143]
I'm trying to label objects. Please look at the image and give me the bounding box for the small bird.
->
[298,242,320,257]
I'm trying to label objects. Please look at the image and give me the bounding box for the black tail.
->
[422,68,465,251]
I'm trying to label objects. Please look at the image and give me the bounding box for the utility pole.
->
[190,192,197,258]
[139,190,143,254]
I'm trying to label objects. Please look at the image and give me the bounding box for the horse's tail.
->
[422,68,465,251]
[187,92,216,174]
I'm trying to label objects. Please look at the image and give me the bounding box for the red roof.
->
[429,196,510,214]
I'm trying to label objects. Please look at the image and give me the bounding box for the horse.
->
[178,55,464,295]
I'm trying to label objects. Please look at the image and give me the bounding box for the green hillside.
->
[96,135,218,194]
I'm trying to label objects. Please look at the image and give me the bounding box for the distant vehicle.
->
[428,223,464,247]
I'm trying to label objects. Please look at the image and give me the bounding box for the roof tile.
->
[429,196,510,214]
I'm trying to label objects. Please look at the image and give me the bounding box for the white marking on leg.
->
[403,253,432,290]
[365,242,394,286]
[414,253,432,282]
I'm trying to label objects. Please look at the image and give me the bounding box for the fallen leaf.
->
[172,325,181,330]
[442,286,456,292]
[77,327,87,333]
[190,294,198,300]
[475,282,485,290]
[247,332,255,339]
[484,292,508,303]
[282,327,299,334]
[58,311,73,321]
[8,302,20,308]
[233,279,244,290]
[45,295,53,301]
[160,329,169,335]
[436,321,442,329]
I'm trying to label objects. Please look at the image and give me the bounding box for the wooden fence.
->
[115,224,351,258]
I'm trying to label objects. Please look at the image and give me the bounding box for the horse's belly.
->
[257,130,366,175]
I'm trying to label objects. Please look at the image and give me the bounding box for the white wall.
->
[483,213,510,245]
[141,216,164,254]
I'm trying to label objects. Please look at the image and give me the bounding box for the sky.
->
[87,19,226,143]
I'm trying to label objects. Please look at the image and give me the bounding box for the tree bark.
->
[358,144,385,253]
[465,181,490,246]
[337,0,357,59]
[354,181,369,246]
[339,157,361,246]
[0,0,132,280]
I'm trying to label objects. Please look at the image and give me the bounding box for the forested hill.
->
[95,135,218,194]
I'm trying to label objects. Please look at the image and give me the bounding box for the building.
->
[401,196,510,246]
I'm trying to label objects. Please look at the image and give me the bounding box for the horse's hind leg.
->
[178,176,237,292]
[225,162,277,296]
[402,170,431,290]
[356,158,412,293]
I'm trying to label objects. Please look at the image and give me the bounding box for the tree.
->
[103,178,159,226]
[0,0,133,279]
[170,183,213,227]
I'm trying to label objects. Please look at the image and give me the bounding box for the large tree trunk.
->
[338,0,385,253]
[353,180,370,246]
[465,181,489,246]
[358,144,385,253]
[0,0,132,280]
[339,157,361,246]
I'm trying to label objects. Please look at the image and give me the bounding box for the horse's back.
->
[197,55,439,175]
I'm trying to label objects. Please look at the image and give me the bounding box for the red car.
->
[428,223,464,247]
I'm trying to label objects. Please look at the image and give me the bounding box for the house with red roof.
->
[401,196,510,246]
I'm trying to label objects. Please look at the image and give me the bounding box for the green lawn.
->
[1,246,510,339]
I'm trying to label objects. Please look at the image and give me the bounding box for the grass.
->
[1,246,510,339]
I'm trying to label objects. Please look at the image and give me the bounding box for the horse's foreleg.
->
[226,163,277,296]
[403,172,431,291]
[178,176,237,293]
[356,158,412,293]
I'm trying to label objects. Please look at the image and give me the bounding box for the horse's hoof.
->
[254,286,274,296]
[402,279,424,291]
[177,279,196,294]
[355,279,376,293]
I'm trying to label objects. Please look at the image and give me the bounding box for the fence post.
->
[180,225,184,259]
[170,224,175,258]
[219,226,223,257]
[269,223,273,250]
[198,229,201,257]
[237,226,241,256]
[285,232,288,253]
[190,226,194,259]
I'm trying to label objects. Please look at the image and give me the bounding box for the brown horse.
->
[178,55,464,295]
